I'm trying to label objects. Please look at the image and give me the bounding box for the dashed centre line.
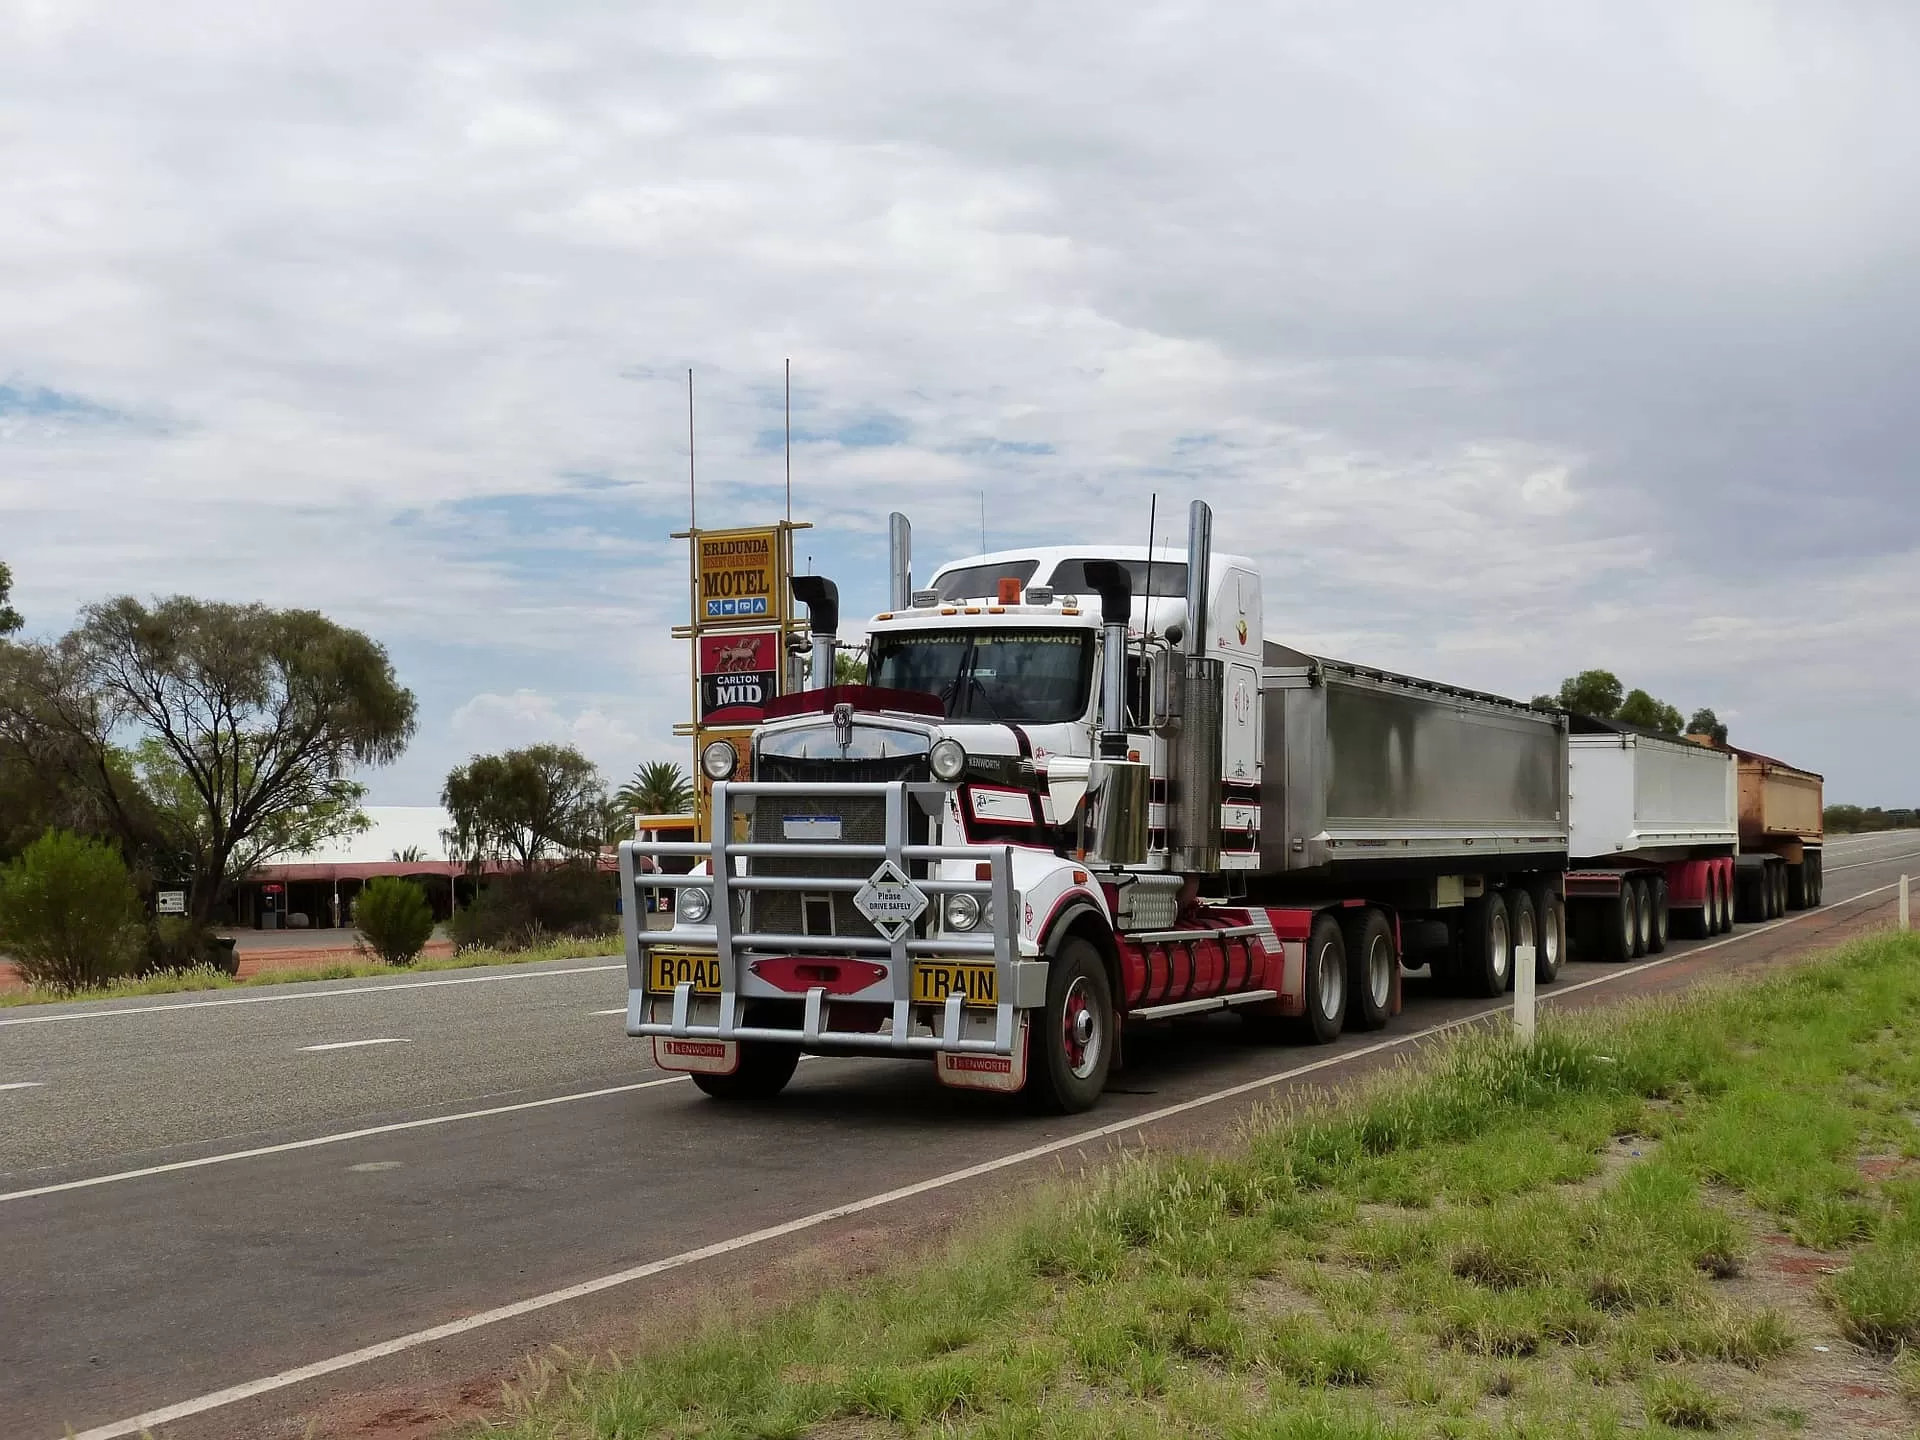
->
[0,1081,46,1091]
[299,1038,411,1053]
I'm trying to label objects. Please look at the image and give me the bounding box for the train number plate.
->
[911,961,998,1008]
[648,950,721,995]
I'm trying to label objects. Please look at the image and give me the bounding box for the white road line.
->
[592,1007,626,1015]
[0,1076,687,1205]
[299,1038,411,1053]
[1826,849,1920,873]
[62,879,1903,1440]
[0,1081,45,1091]
[0,962,623,1028]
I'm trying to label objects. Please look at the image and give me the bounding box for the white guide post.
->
[1513,943,1537,1045]
[1901,875,1911,933]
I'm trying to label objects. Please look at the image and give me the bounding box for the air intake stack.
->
[790,575,840,691]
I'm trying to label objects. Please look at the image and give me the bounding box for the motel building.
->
[235,807,494,931]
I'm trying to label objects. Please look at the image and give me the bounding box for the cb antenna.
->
[979,490,987,551]
[686,367,696,528]
[784,357,792,523]
[1141,492,1158,631]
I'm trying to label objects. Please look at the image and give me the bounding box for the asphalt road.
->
[3,829,1916,1440]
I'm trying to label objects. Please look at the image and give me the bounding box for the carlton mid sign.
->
[698,629,780,725]
[697,527,780,622]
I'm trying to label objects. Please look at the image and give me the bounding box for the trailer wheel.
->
[1774,863,1790,918]
[1027,936,1112,1114]
[1809,853,1824,907]
[1598,884,1635,964]
[1295,914,1348,1042]
[1786,860,1808,911]
[1339,907,1394,1031]
[1647,878,1669,954]
[691,1041,801,1101]
[1505,888,1537,993]
[1458,891,1512,997]
[1735,868,1763,924]
[1715,869,1734,932]
[1532,888,1565,984]
[1626,879,1650,957]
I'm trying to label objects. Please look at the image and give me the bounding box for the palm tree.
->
[391,844,427,863]
[617,760,693,817]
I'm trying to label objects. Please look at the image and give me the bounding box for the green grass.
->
[477,930,1920,1439]
[0,931,620,1006]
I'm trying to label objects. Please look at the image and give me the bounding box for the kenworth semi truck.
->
[620,501,1571,1113]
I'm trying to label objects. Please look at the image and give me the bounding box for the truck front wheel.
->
[1027,937,1113,1114]
[691,1041,800,1101]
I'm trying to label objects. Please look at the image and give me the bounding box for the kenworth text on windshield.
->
[620,501,1576,1112]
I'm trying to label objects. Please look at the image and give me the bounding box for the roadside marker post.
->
[1513,943,1537,1044]
[1901,875,1910,932]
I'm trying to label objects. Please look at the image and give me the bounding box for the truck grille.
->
[747,759,930,941]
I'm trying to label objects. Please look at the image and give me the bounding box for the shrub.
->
[451,865,615,951]
[145,916,240,975]
[354,877,435,965]
[0,829,145,990]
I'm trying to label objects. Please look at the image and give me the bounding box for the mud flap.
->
[935,1014,1030,1093]
[654,1037,738,1075]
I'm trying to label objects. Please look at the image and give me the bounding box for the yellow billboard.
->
[696,526,782,626]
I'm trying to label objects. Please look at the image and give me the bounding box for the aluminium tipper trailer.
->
[1732,746,1825,917]
[1255,642,1571,995]
[1565,717,1739,961]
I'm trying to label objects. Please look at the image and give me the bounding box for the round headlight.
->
[929,737,967,782]
[700,737,739,781]
[944,892,982,932]
[677,884,712,924]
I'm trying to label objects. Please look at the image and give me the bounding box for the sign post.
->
[1513,943,1537,1045]
[672,520,810,840]
[1901,874,1911,933]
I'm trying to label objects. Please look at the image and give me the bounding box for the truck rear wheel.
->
[1787,860,1808,910]
[1532,888,1565,984]
[1339,907,1394,1032]
[1735,868,1764,924]
[1598,885,1635,964]
[691,1041,800,1101]
[1773,863,1789,917]
[1458,891,1512,997]
[1505,888,1537,993]
[1809,853,1824,906]
[1647,878,1669,954]
[1628,879,1651,957]
[1715,869,1734,932]
[1027,937,1112,1114]
[1289,914,1348,1042]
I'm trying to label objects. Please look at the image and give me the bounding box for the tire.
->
[1647,877,1669,953]
[1505,888,1537,993]
[1598,884,1635,964]
[1458,891,1512,997]
[1027,936,1113,1114]
[1339,907,1394,1032]
[1532,888,1565,984]
[1703,871,1721,935]
[1735,868,1764,924]
[1629,879,1652,957]
[1786,860,1808,911]
[1810,853,1824,907]
[1296,913,1348,1043]
[1672,894,1709,941]
[1716,868,1734,932]
[1775,864,1790,917]
[691,1041,800,1101]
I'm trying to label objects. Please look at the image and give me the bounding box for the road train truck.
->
[620,501,1571,1112]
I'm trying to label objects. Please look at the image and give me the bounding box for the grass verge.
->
[0,932,621,1007]
[480,929,1920,1439]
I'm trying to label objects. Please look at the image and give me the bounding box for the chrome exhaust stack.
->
[1082,561,1133,761]
[1080,561,1149,865]
[790,575,840,690]
[1169,500,1221,872]
[1184,499,1212,655]
[888,512,912,611]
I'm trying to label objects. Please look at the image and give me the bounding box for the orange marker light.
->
[997,577,1023,604]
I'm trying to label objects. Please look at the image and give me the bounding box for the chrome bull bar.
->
[618,780,1025,1055]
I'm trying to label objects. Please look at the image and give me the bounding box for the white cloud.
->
[2,1,1916,803]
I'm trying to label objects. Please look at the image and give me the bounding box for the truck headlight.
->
[929,737,967,782]
[700,738,739,781]
[678,885,712,923]
[945,893,981,931]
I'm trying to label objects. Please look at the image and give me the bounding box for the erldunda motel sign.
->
[672,520,812,838]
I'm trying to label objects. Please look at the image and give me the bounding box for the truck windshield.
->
[869,628,1094,724]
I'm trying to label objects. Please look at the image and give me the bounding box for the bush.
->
[451,865,615,952]
[145,916,240,975]
[0,829,145,990]
[354,877,435,965]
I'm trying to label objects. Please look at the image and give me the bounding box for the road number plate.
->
[912,961,998,1008]
[648,950,721,995]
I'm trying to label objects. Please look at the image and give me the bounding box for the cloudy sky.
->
[3,1,1915,804]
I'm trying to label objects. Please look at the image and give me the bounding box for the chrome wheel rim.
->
[1368,935,1392,1010]
[1540,907,1560,972]
[1317,940,1345,1021]
[1490,910,1511,985]
[1061,976,1103,1081]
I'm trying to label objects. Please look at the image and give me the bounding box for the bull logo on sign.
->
[711,637,760,673]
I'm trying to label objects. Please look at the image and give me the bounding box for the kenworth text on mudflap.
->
[619,501,1579,1113]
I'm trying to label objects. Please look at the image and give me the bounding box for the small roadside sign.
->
[156,890,187,916]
